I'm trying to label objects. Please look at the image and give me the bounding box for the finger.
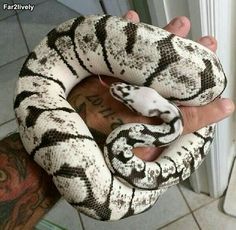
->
[197,36,217,53]
[163,16,191,37]
[123,10,140,23]
[181,98,235,134]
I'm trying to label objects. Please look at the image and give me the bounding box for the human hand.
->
[67,10,235,161]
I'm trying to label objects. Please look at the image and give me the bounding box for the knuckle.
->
[181,107,199,134]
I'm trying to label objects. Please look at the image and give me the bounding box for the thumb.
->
[181,98,235,134]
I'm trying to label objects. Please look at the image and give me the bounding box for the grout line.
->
[56,0,83,16]
[177,184,223,229]
[0,118,16,128]
[178,184,193,212]
[15,11,30,53]
[0,0,16,21]
[191,212,202,230]
[190,198,218,212]
[78,213,85,230]
[11,0,52,17]
[156,213,195,230]
[178,184,219,212]
[0,55,27,69]
[0,13,16,22]
[177,185,202,229]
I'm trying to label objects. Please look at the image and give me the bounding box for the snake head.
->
[110,82,141,113]
[110,82,183,122]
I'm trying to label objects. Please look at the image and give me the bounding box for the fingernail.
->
[171,18,184,28]
[199,37,213,46]
[220,98,235,114]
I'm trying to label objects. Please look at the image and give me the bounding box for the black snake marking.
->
[14,15,226,220]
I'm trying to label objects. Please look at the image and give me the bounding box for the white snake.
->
[14,15,226,220]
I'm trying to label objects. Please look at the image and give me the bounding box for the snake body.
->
[14,15,226,220]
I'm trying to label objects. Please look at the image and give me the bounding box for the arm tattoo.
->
[70,92,124,134]
[0,84,123,229]
[0,133,60,230]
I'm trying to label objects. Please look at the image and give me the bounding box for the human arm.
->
[0,10,234,229]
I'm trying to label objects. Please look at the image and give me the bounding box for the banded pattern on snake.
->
[14,15,226,220]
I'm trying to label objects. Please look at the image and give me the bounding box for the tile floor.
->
[1,0,236,229]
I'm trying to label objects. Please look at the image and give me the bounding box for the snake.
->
[13,15,226,221]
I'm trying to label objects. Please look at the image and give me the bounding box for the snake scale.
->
[14,15,226,220]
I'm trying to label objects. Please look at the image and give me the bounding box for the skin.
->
[68,11,235,161]
[0,133,60,230]
[0,10,234,229]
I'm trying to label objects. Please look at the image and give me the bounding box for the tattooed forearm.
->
[69,82,125,136]
[0,77,128,229]
[86,94,116,118]
[0,133,60,230]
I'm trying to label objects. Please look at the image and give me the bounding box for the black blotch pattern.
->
[14,91,39,109]
[185,45,194,52]
[124,22,138,54]
[95,15,114,74]
[59,164,114,220]
[200,59,216,91]
[39,57,48,65]
[20,63,66,92]
[47,16,93,75]
[122,188,135,218]
[144,34,180,87]
[168,58,218,102]
[25,106,75,128]
[105,116,182,190]
[30,129,94,158]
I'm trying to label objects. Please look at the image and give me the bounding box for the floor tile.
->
[0,0,16,20]
[194,198,236,230]
[81,186,190,230]
[13,0,49,5]
[18,0,79,51]
[0,15,28,66]
[38,199,84,230]
[179,180,215,211]
[12,0,51,15]
[159,214,199,230]
[0,57,26,124]
[0,119,18,140]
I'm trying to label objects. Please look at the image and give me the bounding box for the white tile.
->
[18,0,79,51]
[81,186,190,230]
[179,180,215,211]
[40,199,84,230]
[0,57,26,124]
[0,16,28,66]
[0,119,18,140]
[194,198,236,230]
[160,214,199,230]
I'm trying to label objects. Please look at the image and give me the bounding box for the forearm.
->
[0,77,121,230]
[0,76,157,230]
[0,133,60,230]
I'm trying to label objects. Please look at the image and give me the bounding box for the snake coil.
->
[14,15,226,220]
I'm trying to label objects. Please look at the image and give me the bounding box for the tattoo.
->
[84,94,124,130]
[75,102,87,121]
[0,133,60,230]
[86,94,116,118]
[0,81,125,229]
[74,96,124,148]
